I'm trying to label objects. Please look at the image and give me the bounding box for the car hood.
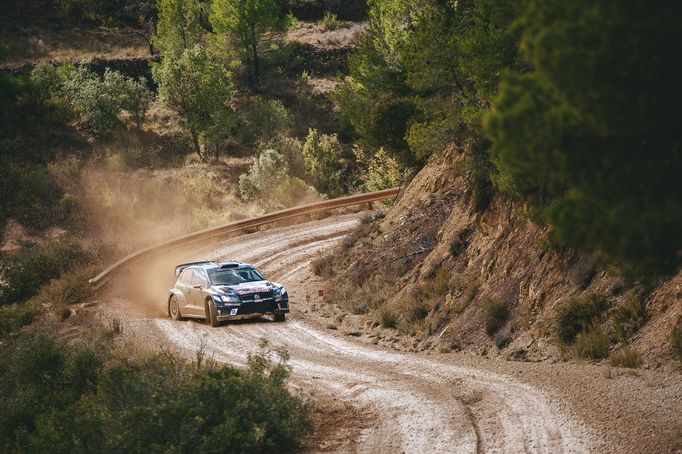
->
[212,280,281,294]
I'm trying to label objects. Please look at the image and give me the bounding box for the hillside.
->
[320,145,682,369]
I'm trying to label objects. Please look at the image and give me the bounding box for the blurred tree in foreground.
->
[486,0,682,276]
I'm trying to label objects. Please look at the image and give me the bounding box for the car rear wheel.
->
[273,313,286,322]
[169,296,182,321]
[205,299,220,327]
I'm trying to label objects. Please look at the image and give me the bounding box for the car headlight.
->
[274,287,287,301]
[221,294,240,303]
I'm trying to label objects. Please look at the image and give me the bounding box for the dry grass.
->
[311,253,335,278]
[611,296,645,342]
[483,298,508,336]
[672,315,682,362]
[0,24,150,66]
[379,307,398,329]
[610,347,642,368]
[573,323,610,360]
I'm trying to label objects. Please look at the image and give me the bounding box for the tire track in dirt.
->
[146,213,592,453]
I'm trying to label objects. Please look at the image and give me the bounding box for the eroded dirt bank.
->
[100,213,682,453]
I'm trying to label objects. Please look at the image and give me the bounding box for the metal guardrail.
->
[89,187,401,288]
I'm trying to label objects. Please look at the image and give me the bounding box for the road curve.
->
[105,213,591,452]
[102,213,682,453]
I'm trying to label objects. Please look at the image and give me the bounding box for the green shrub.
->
[672,315,682,362]
[321,11,341,31]
[302,128,345,197]
[0,241,90,306]
[573,323,610,360]
[610,347,642,368]
[611,296,645,342]
[240,97,290,144]
[0,331,311,452]
[59,66,152,134]
[379,307,397,328]
[0,303,38,336]
[239,149,319,210]
[361,147,403,192]
[483,298,508,336]
[556,294,609,344]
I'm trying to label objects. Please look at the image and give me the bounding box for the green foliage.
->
[153,44,234,160]
[486,0,682,276]
[302,128,345,197]
[556,294,609,345]
[483,298,508,336]
[336,0,520,169]
[573,323,610,360]
[320,11,341,31]
[239,97,291,144]
[57,65,152,134]
[672,315,682,363]
[92,68,152,129]
[0,331,311,452]
[610,347,642,368]
[0,241,90,306]
[210,0,295,86]
[0,303,38,336]
[152,0,204,56]
[239,149,318,209]
[354,146,403,192]
[611,297,645,342]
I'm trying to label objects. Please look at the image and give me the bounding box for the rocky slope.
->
[326,145,682,369]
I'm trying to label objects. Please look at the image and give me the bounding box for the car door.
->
[186,269,209,316]
[175,269,194,314]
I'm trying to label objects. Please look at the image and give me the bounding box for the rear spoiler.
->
[175,261,216,277]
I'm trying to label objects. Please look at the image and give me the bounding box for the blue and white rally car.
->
[168,261,289,326]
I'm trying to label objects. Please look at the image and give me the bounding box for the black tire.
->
[273,313,286,322]
[169,296,183,321]
[205,299,220,327]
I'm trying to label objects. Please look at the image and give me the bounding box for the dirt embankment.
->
[328,145,682,369]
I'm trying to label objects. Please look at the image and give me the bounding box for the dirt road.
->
[103,213,682,453]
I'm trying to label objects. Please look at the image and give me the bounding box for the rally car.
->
[168,261,289,326]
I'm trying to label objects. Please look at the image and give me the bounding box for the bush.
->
[0,331,311,452]
[672,315,682,362]
[610,347,642,368]
[239,149,319,210]
[240,97,290,144]
[302,128,345,197]
[321,11,341,31]
[0,303,38,336]
[60,66,152,134]
[360,147,403,192]
[483,298,508,336]
[379,307,397,328]
[611,296,645,342]
[0,241,90,306]
[573,323,610,360]
[556,294,609,344]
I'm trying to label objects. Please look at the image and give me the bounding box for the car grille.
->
[237,291,274,303]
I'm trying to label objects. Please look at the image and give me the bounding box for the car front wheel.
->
[169,296,182,321]
[205,299,220,327]
[273,313,286,322]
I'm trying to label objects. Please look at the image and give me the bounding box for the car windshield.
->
[207,267,265,285]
